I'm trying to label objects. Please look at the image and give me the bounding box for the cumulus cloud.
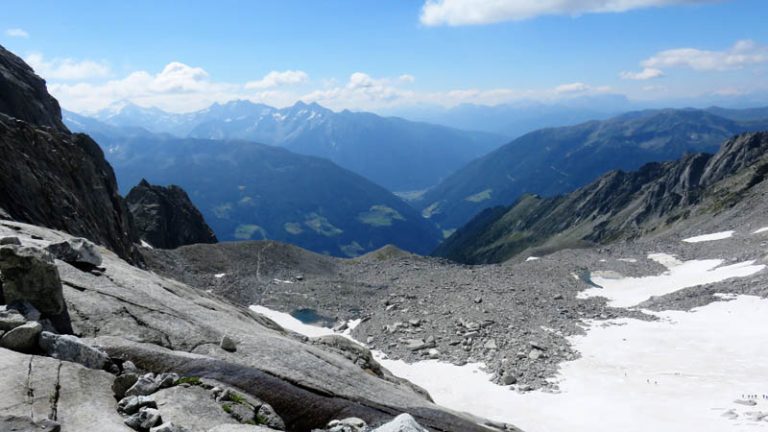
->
[641,39,768,71]
[25,53,111,80]
[620,67,665,80]
[5,28,29,38]
[48,61,243,112]
[245,70,309,89]
[302,72,411,109]
[420,0,720,26]
[398,74,416,83]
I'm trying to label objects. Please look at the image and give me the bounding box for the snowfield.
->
[683,230,734,243]
[250,249,768,432]
[582,253,765,308]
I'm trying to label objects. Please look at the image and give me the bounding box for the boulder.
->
[256,403,285,430]
[118,395,158,415]
[113,373,140,400]
[0,305,26,331]
[327,417,367,432]
[125,407,162,431]
[371,414,429,432]
[46,238,103,268]
[220,335,237,352]
[224,402,256,423]
[0,321,41,352]
[126,373,162,397]
[206,426,279,432]
[0,246,65,315]
[38,331,109,369]
[0,236,21,246]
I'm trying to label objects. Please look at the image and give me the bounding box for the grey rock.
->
[0,415,60,432]
[220,335,238,352]
[6,300,41,321]
[157,372,180,389]
[256,403,285,430]
[484,339,498,350]
[118,395,158,415]
[0,305,26,331]
[38,331,109,369]
[125,407,162,431]
[427,348,440,359]
[126,373,162,397]
[371,414,428,432]
[224,402,256,423]
[528,349,543,360]
[502,374,517,386]
[327,417,367,431]
[0,236,21,246]
[46,238,103,268]
[113,373,140,400]
[0,321,41,352]
[206,426,280,431]
[151,423,190,432]
[153,385,242,431]
[0,246,65,315]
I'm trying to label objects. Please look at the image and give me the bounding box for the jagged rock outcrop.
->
[126,180,218,249]
[435,132,768,264]
[0,44,138,263]
[0,45,66,131]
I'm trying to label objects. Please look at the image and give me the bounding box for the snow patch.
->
[273,278,294,284]
[214,273,226,279]
[617,258,637,263]
[582,254,764,308]
[250,305,335,338]
[378,296,768,432]
[525,256,540,262]
[753,227,768,234]
[683,231,734,243]
[140,240,154,249]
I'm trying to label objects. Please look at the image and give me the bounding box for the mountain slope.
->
[82,100,505,191]
[435,132,768,264]
[77,126,440,257]
[420,109,768,232]
[0,44,138,262]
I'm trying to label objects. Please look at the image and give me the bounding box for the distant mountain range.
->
[434,132,768,264]
[417,108,768,233]
[63,112,441,257]
[74,100,505,192]
[388,95,630,137]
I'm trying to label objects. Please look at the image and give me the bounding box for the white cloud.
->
[398,74,416,83]
[554,82,612,94]
[620,67,665,80]
[245,70,309,89]
[25,53,111,80]
[641,39,768,71]
[48,61,242,113]
[420,0,719,26]
[5,28,29,38]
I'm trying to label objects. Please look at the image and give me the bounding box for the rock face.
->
[435,132,768,264]
[0,43,138,263]
[126,180,218,249]
[0,45,66,131]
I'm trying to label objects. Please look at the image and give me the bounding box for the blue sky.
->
[1,0,767,113]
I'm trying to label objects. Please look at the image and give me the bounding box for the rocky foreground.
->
[0,221,509,432]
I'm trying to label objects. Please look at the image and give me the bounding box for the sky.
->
[1,0,767,113]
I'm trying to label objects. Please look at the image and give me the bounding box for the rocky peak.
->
[126,180,218,249]
[0,44,139,263]
[0,44,66,131]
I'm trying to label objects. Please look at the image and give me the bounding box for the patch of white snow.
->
[682,231,734,243]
